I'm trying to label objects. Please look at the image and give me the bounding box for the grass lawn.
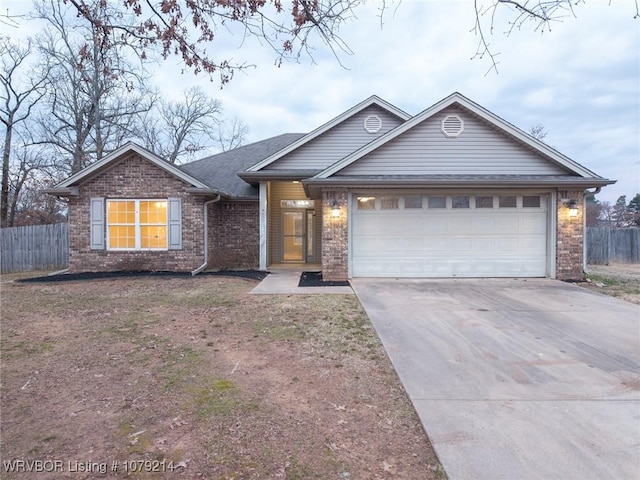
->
[1,274,444,479]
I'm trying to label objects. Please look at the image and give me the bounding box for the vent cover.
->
[441,115,464,137]
[364,115,382,133]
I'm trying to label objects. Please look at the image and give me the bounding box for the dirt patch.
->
[1,275,445,479]
[581,263,640,305]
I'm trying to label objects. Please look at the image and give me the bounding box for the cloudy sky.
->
[5,0,640,203]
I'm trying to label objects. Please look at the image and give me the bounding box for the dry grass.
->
[583,263,640,305]
[1,274,443,479]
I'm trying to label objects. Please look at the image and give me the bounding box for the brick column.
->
[322,189,349,281]
[556,189,584,280]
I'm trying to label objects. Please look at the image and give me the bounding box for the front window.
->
[107,200,168,250]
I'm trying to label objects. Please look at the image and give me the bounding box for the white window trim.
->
[106,199,169,251]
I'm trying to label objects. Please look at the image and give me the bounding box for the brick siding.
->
[207,201,259,269]
[321,189,349,281]
[555,189,585,280]
[68,153,205,272]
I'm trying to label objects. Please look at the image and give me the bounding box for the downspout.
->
[191,195,221,276]
[582,187,601,272]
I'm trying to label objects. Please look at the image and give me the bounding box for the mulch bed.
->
[17,270,268,283]
[298,271,351,287]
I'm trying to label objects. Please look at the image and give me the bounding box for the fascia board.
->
[54,142,210,190]
[246,96,411,173]
[304,176,616,188]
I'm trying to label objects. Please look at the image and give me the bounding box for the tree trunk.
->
[1,117,13,227]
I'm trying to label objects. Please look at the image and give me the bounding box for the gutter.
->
[191,195,221,276]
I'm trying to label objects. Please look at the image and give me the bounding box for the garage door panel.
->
[471,216,497,234]
[520,214,547,233]
[423,216,449,233]
[449,215,475,234]
[351,193,548,278]
[494,216,520,233]
[472,237,497,251]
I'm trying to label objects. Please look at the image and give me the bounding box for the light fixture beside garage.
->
[567,199,579,218]
[330,200,341,218]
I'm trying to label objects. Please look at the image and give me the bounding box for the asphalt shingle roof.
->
[179,133,305,199]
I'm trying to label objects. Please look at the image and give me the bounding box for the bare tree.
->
[60,0,638,81]
[585,193,604,227]
[139,86,224,164]
[0,37,49,227]
[33,0,153,173]
[529,124,547,141]
[7,143,63,226]
[217,117,249,152]
[63,0,361,83]
[472,0,639,74]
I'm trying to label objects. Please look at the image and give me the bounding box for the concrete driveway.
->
[351,278,640,480]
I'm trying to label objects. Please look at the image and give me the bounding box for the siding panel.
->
[341,106,569,175]
[266,106,405,170]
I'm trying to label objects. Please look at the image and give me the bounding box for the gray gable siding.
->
[265,105,405,171]
[339,106,570,176]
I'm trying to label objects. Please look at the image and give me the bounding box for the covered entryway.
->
[351,193,549,277]
[267,181,322,265]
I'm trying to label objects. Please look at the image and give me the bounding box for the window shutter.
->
[167,197,182,250]
[89,197,105,250]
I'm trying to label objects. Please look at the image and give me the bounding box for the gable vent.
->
[441,115,464,137]
[364,115,382,133]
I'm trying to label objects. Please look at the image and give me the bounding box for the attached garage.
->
[242,92,614,281]
[350,192,549,278]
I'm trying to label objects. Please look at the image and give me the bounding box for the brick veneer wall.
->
[67,153,205,272]
[556,189,585,280]
[207,201,259,269]
[321,189,349,281]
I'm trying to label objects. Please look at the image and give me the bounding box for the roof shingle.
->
[179,133,305,198]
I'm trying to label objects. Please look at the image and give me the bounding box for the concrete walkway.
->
[351,278,640,480]
[250,264,353,295]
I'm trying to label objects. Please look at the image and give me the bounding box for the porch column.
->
[556,189,585,280]
[259,181,268,270]
[322,189,349,281]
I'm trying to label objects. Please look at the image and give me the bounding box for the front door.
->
[282,209,315,262]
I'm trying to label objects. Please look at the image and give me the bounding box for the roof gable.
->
[50,142,211,192]
[316,92,602,179]
[246,96,411,172]
[338,104,569,176]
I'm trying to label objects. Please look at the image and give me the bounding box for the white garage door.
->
[351,193,548,277]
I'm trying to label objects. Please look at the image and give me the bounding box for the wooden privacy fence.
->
[586,227,640,264]
[0,223,69,274]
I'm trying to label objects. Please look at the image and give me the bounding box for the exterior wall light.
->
[567,199,578,218]
[330,200,340,218]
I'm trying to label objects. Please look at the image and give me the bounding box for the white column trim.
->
[259,182,268,270]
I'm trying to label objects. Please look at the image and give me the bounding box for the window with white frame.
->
[107,199,168,250]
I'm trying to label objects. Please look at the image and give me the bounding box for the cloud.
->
[5,0,638,202]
